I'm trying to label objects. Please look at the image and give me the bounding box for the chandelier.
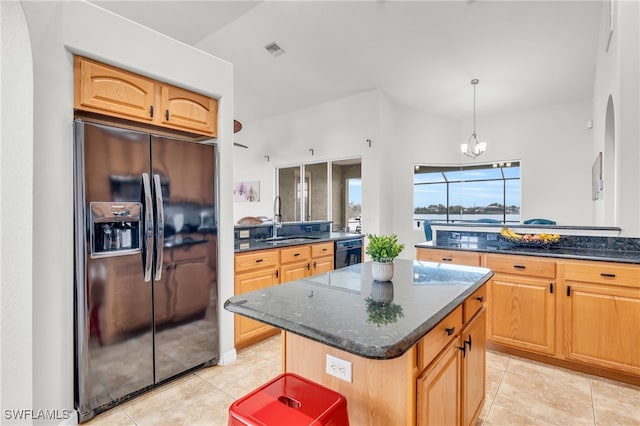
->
[461,79,487,158]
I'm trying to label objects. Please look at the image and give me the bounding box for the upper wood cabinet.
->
[160,84,218,136]
[74,56,218,137]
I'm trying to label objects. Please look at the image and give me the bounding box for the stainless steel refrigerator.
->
[73,120,219,422]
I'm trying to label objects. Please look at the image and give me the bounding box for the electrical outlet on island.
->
[326,354,352,382]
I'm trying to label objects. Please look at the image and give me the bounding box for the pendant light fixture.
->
[461,79,487,158]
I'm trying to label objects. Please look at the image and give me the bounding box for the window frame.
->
[413,161,521,226]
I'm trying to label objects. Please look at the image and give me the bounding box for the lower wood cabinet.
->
[561,261,640,376]
[417,337,462,426]
[311,242,334,275]
[417,248,640,384]
[461,309,486,426]
[284,284,487,426]
[280,245,311,282]
[234,242,336,348]
[416,248,481,267]
[485,254,556,355]
[416,299,486,426]
[234,250,279,349]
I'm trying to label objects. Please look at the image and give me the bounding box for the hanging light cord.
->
[472,78,479,136]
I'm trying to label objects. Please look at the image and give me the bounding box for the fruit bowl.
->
[499,228,560,249]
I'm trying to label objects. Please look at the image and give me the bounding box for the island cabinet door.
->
[461,308,486,426]
[417,336,462,426]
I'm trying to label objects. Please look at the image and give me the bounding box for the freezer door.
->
[151,135,219,382]
[74,121,154,421]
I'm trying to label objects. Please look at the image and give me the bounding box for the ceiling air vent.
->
[265,42,285,57]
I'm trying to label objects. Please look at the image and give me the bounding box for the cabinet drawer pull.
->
[566,285,571,296]
[513,264,526,269]
[294,253,300,257]
[275,270,279,278]
[306,263,310,270]
[445,327,455,336]
[149,105,154,117]
[549,283,554,294]
[255,258,263,263]
[322,248,328,251]
[442,257,453,262]
[313,261,317,268]
[165,109,170,121]
[475,296,484,302]
[600,273,616,278]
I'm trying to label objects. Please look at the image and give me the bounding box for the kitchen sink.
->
[260,236,321,245]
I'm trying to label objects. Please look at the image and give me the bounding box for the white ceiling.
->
[90,0,602,124]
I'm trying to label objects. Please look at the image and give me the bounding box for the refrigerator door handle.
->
[142,173,154,282]
[153,174,165,280]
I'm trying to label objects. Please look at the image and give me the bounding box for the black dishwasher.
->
[334,237,363,269]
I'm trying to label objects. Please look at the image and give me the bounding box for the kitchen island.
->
[225,259,493,425]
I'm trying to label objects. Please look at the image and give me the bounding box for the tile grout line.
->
[481,352,511,425]
[589,375,597,426]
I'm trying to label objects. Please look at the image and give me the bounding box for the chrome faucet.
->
[273,195,282,239]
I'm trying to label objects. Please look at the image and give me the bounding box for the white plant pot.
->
[371,261,394,282]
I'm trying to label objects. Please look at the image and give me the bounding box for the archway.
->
[603,95,617,225]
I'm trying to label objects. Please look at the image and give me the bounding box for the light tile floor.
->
[87,336,640,426]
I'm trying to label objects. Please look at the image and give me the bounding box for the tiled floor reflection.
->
[86,337,640,426]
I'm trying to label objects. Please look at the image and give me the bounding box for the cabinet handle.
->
[294,253,300,257]
[313,261,317,268]
[566,285,571,296]
[149,105,154,117]
[513,264,526,269]
[442,257,453,262]
[445,327,455,336]
[323,248,328,252]
[549,283,554,294]
[165,109,170,121]
[255,258,263,263]
[465,335,472,351]
[600,273,616,278]
[275,270,279,278]
[306,263,311,270]
[459,345,466,357]
[475,296,484,302]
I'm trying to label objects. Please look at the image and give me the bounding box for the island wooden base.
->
[283,331,418,426]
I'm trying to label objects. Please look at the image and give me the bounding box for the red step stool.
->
[228,373,349,426]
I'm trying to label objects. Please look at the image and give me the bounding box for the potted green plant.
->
[365,233,405,281]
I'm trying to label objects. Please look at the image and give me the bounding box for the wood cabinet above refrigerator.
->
[74,56,218,138]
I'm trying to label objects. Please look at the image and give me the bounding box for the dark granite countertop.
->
[415,242,640,264]
[224,259,493,359]
[235,232,362,252]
